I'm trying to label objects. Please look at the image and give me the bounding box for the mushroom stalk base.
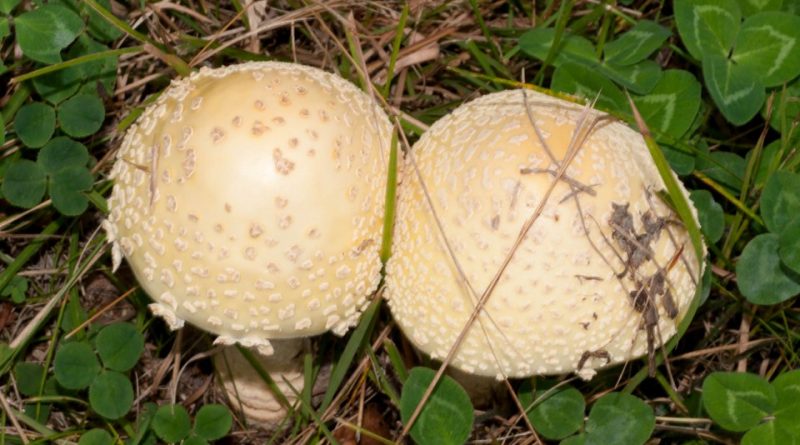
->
[446,366,504,409]
[216,339,307,425]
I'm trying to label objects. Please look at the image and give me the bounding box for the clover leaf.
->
[58,94,105,138]
[14,102,56,148]
[604,20,671,67]
[0,276,29,304]
[0,0,22,14]
[583,393,655,445]
[15,4,84,64]
[4,137,94,214]
[1,159,47,208]
[89,370,134,419]
[153,404,192,443]
[95,323,145,372]
[193,404,233,441]
[519,382,585,440]
[400,367,473,445]
[736,234,800,305]
[54,341,101,390]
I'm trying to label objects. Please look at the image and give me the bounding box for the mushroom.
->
[385,89,704,383]
[104,61,392,422]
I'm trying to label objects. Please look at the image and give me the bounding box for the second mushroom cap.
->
[386,89,704,380]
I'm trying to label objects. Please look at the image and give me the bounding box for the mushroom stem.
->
[216,339,307,426]
[446,366,504,409]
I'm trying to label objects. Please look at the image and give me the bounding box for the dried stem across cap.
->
[386,89,704,380]
[105,61,392,351]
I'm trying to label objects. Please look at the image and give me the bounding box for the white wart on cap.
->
[104,62,392,353]
[385,89,704,380]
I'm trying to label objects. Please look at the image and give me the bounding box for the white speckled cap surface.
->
[105,62,392,353]
[385,89,704,380]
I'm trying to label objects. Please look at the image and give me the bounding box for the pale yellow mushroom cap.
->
[385,89,704,380]
[105,62,391,352]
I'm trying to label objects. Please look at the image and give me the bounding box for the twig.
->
[9,244,107,350]
[737,306,753,372]
[0,390,30,444]
[669,338,774,362]
[170,329,183,405]
[64,287,139,339]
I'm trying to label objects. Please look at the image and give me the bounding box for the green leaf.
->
[152,404,192,443]
[519,384,585,440]
[61,293,89,337]
[78,429,114,445]
[320,298,382,411]
[702,54,765,125]
[697,151,746,193]
[599,60,662,95]
[67,36,118,95]
[732,12,800,86]
[703,372,776,431]
[561,434,587,445]
[604,20,671,66]
[742,421,800,445]
[0,0,22,14]
[31,62,83,105]
[89,370,134,419]
[400,367,474,445]
[751,141,783,188]
[761,171,800,234]
[14,362,46,397]
[49,166,94,216]
[0,343,13,372]
[38,137,90,174]
[633,70,702,138]
[183,437,209,445]
[767,77,800,134]
[779,222,800,274]
[0,153,15,196]
[130,402,158,445]
[519,28,596,66]
[674,0,742,59]
[737,234,800,304]
[54,341,101,390]
[773,370,800,436]
[0,17,9,40]
[58,94,105,138]
[193,404,233,440]
[14,102,56,148]
[690,190,725,243]
[2,160,47,208]
[24,402,51,424]
[0,112,5,147]
[1,275,29,304]
[86,0,123,42]
[43,376,61,397]
[551,62,627,113]
[737,0,784,16]
[15,4,84,64]
[95,323,144,372]
[584,393,654,445]
[661,144,696,176]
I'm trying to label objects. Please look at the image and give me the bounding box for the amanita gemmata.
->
[386,89,704,382]
[107,61,702,426]
[105,61,392,422]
